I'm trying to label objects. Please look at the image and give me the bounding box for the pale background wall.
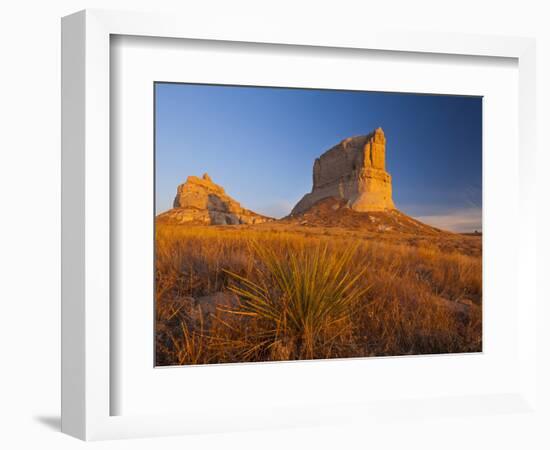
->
[0,1,548,449]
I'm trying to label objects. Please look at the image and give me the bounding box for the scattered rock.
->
[432,296,480,319]
[193,291,239,317]
[457,298,475,307]
[156,295,195,321]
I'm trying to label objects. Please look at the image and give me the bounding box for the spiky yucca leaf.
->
[223,241,369,359]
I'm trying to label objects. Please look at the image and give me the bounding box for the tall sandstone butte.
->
[291,127,395,215]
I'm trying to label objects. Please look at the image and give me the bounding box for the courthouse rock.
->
[291,128,395,215]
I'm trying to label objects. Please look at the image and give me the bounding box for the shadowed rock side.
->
[157,173,272,225]
[292,127,395,215]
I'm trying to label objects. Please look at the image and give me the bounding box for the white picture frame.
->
[61,9,537,441]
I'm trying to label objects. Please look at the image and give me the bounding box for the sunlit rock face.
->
[291,127,395,215]
[158,173,272,225]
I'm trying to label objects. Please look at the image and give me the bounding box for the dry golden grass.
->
[155,223,482,365]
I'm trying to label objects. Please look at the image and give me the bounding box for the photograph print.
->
[154,83,482,366]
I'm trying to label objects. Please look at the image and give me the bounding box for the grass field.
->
[155,223,482,366]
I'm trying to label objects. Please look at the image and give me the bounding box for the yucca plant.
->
[223,241,369,360]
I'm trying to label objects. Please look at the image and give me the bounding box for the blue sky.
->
[155,83,482,232]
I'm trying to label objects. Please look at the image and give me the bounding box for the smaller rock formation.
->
[157,173,271,225]
[292,127,395,215]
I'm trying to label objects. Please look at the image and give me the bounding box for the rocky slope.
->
[157,173,272,225]
[283,197,442,235]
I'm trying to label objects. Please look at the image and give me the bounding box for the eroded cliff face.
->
[291,127,395,214]
[157,173,272,225]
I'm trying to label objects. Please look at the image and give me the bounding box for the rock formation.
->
[291,127,395,215]
[157,173,272,225]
